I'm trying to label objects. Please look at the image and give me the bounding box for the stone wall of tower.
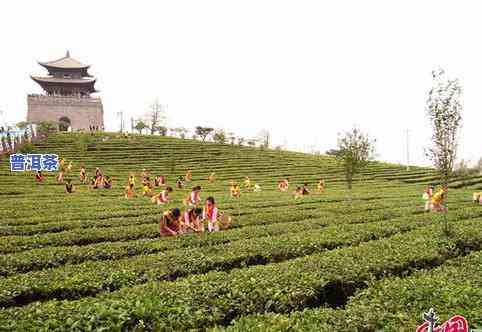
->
[27,95,104,130]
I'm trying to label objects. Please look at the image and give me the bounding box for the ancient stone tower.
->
[27,51,104,131]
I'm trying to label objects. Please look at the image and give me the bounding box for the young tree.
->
[213,129,227,144]
[425,69,462,234]
[426,69,463,190]
[336,127,376,190]
[149,99,166,135]
[195,126,214,141]
[134,120,147,135]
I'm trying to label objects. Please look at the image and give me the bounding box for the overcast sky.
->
[1,1,481,166]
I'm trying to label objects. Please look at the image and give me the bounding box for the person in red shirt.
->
[154,175,166,187]
[203,196,232,232]
[184,186,201,206]
[181,207,204,233]
[35,170,44,183]
[278,178,289,192]
[159,208,181,237]
[152,187,173,205]
[203,196,219,232]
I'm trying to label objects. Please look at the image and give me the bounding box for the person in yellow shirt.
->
[185,169,193,182]
[208,172,216,183]
[473,192,482,205]
[142,177,154,197]
[79,165,87,184]
[230,182,241,198]
[317,179,325,193]
[244,176,252,190]
[431,186,448,212]
[59,158,66,171]
[128,174,136,187]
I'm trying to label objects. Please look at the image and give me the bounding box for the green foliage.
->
[335,127,376,189]
[3,219,482,330]
[74,134,93,153]
[16,121,29,129]
[213,129,227,144]
[426,69,463,238]
[0,132,480,331]
[36,121,58,136]
[134,120,147,134]
[426,68,463,186]
[17,143,36,154]
[157,126,168,136]
[195,126,214,141]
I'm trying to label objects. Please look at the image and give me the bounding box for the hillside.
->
[0,132,481,331]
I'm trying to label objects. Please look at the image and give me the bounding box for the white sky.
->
[0,0,481,166]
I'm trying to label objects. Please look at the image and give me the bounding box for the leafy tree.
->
[195,126,214,142]
[134,120,147,135]
[37,121,58,136]
[426,68,463,189]
[213,129,227,144]
[425,69,462,235]
[336,127,375,190]
[16,121,29,129]
[237,137,245,146]
[157,126,168,136]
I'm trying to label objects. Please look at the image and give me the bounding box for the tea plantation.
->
[1,133,481,331]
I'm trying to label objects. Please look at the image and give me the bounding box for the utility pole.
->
[117,111,124,133]
[405,129,410,171]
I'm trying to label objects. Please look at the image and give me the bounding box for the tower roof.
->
[30,76,96,84]
[30,76,98,94]
[38,50,90,70]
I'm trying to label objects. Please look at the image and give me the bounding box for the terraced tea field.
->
[1,133,481,331]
